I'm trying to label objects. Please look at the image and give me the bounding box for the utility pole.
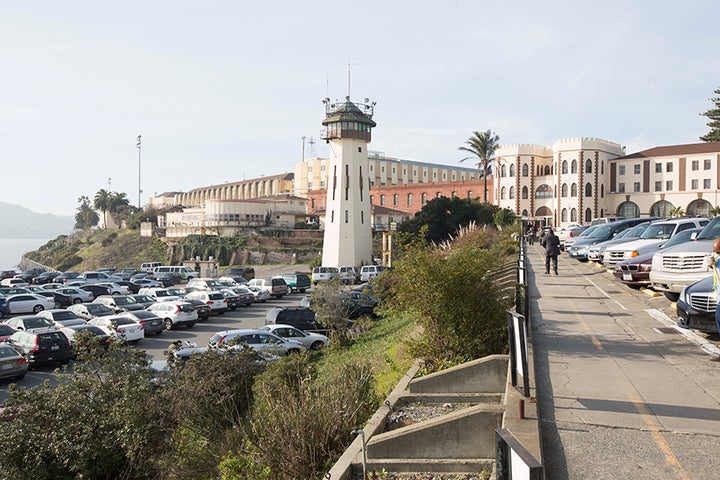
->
[107,177,112,192]
[137,134,142,209]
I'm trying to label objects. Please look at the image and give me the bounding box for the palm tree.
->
[93,189,112,228]
[459,130,500,204]
[108,191,130,212]
[75,195,99,230]
[669,206,685,218]
[710,205,720,217]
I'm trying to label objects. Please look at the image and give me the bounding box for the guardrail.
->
[19,257,59,274]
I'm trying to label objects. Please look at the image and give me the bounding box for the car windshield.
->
[696,217,720,240]
[25,318,52,329]
[623,223,649,237]
[155,290,172,297]
[133,295,155,303]
[0,345,18,357]
[167,288,186,296]
[577,226,597,238]
[661,229,698,249]
[588,225,614,238]
[115,297,137,306]
[54,311,77,320]
[87,304,112,314]
[640,223,674,240]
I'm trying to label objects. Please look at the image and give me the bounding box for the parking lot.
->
[0,264,310,402]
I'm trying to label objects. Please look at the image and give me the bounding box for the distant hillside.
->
[0,202,74,239]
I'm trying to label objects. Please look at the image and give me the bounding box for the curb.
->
[639,288,661,298]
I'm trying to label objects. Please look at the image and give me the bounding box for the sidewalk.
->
[528,244,720,479]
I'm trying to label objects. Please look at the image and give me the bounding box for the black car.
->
[183,298,212,321]
[35,290,74,309]
[115,280,142,294]
[31,271,59,285]
[15,268,44,283]
[676,275,717,333]
[126,310,164,336]
[5,327,74,367]
[265,307,330,333]
[54,271,80,284]
[80,284,112,298]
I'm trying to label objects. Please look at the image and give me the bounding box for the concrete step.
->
[358,458,495,474]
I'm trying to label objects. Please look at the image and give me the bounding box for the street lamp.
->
[137,134,142,209]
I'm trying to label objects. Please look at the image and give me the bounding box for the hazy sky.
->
[2,1,718,216]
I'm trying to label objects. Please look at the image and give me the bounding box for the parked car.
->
[55,286,95,304]
[89,315,145,343]
[123,310,165,336]
[59,324,112,349]
[278,273,311,293]
[79,284,112,298]
[184,278,225,292]
[208,328,306,355]
[0,278,30,288]
[650,215,720,301]
[247,285,271,303]
[0,323,16,341]
[224,286,255,306]
[146,301,198,330]
[140,262,163,273]
[265,306,330,333]
[568,218,656,261]
[260,324,329,350]
[55,271,80,284]
[184,291,228,315]
[77,271,122,284]
[67,302,116,320]
[93,295,145,313]
[0,299,8,319]
[0,270,17,281]
[359,265,387,283]
[114,280,142,294]
[246,277,289,298]
[562,225,597,252]
[14,268,44,283]
[223,266,256,282]
[5,327,73,367]
[4,315,54,331]
[612,228,702,287]
[117,268,139,281]
[127,294,158,309]
[3,293,56,314]
[311,267,339,284]
[36,309,87,328]
[137,287,184,302]
[603,218,708,268]
[344,291,381,319]
[586,223,650,262]
[0,343,28,380]
[33,290,74,309]
[183,298,212,321]
[130,278,163,289]
[95,282,131,295]
[339,266,360,284]
[31,271,59,285]
[676,275,717,333]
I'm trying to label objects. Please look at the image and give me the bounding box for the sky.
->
[1,0,718,216]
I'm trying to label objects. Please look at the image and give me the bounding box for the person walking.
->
[711,238,720,360]
[541,228,561,275]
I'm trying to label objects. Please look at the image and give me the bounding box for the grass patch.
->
[317,311,419,400]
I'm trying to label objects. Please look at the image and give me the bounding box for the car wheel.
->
[186,322,196,329]
[112,292,120,295]
[73,298,82,304]
[663,292,680,302]
[54,301,62,309]
[164,318,173,330]
[310,341,324,350]
[154,330,163,336]
[32,305,45,314]
[299,289,306,293]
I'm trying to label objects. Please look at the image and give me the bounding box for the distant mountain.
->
[0,202,74,239]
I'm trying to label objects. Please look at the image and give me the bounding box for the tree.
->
[459,129,501,203]
[93,189,112,228]
[700,87,720,142]
[74,195,99,230]
[710,205,720,217]
[669,206,684,218]
[494,207,517,230]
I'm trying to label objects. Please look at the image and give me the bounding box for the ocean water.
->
[0,238,51,270]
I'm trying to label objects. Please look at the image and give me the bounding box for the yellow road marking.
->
[574,312,689,479]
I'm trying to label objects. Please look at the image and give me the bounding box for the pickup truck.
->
[77,271,122,284]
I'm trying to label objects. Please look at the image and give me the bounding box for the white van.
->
[152,265,197,281]
[311,267,339,285]
[339,266,359,284]
[359,265,386,282]
[141,262,163,273]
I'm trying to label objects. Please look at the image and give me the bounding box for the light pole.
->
[107,177,112,192]
[137,134,142,209]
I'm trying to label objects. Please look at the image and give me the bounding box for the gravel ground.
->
[385,402,475,431]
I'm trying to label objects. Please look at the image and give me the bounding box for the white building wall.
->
[322,138,373,268]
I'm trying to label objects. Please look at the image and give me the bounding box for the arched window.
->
[584,182,592,197]
[617,201,640,219]
[561,208,568,222]
[535,206,552,217]
[650,200,673,217]
[536,165,542,176]
[585,159,592,173]
[571,183,577,197]
[562,160,568,174]
[522,186,529,199]
[509,186,515,199]
[500,187,506,200]
[380,195,385,205]
[585,208,592,222]
[571,160,577,173]
[509,164,515,177]
[601,161,604,175]
[561,183,568,197]
[501,164,507,177]
[421,193,427,204]
[571,208,578,222]
[544,165,551,176]
[522,209,529,216]
[601,184,605,198]
[522,163,529,177]
[687,199,712,217]
[535,184,552,199]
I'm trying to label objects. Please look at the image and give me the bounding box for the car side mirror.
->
[691,232,698,240]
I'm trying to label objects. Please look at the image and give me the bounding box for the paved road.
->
[530,246,720,480]
[0,264,310,402]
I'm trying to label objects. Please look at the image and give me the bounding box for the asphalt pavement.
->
[529,246,720,479]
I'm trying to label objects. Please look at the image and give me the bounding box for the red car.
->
[613,252,653,287]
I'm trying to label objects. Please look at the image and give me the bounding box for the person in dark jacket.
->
[541,228,561,275]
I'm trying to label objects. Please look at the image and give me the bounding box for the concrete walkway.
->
[528,244,720,480]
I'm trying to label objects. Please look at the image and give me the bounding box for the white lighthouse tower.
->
[320,96,377,268]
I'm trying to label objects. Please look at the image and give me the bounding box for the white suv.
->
[602,218,709,268]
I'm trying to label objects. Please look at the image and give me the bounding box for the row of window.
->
[499,159,603,178]
[500,183,601,200]
[616,178,713,193]
[372,190,474,207]
[522,199,713,223]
